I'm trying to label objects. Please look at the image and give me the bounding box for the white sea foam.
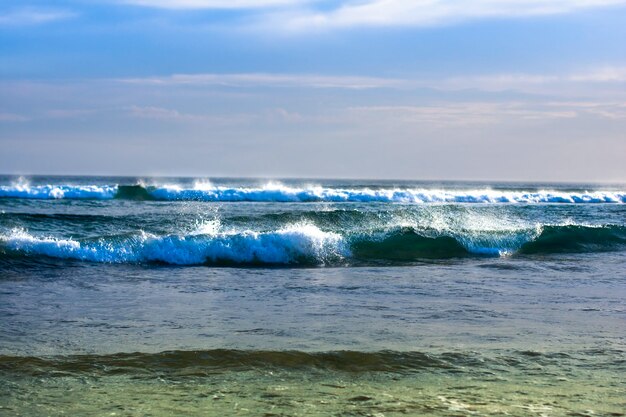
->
[0,184,117,199]
[0,225,347,265]
[1,181,624,203]
[122,184,626,203]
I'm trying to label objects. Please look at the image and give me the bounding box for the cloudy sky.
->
[1,0,625,181]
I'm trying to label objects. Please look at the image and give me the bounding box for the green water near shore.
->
[2,351,625,416]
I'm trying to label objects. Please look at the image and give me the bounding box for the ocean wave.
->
[2,348,613,376]
[350,226,540,258]
[140,183,626,203]
[0,350,454,375]
[1,224,625,265]
[1,182,625,203]
[0,184,117,200]
[0,225,347,266]
[519,224,626,254]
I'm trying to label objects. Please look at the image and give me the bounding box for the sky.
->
[1,0,625,182]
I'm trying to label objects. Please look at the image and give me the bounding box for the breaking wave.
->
[0,225,346,266]
[0,184,117,200]
[1,182,625,203]
[1,224,624,266]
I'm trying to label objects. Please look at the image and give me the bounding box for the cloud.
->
[126,105,259,124]
[546,101,626,120]
[126,105,309,125]
[345,102,580,127]
[128,105,194,120]
[115,67,626,96]
[268,107,304,122]
[3,68,626,130]
[438,66,626,95]
[344,100,626,128]
[0,8,76,26]
[118,73,402,89]
[109,0,626,31]
[569,67,626,82]
[273,0,626,30]
[0,112,30,122]
[119,0,307,9]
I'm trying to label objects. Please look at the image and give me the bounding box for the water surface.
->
[1,176,625,416]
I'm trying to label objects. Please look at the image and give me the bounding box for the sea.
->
[1,176,625,416]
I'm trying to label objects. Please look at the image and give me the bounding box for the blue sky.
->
[1,0,626,181]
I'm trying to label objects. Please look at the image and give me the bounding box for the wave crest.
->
[2,224,626,265]
[0,225,347,266]
[1,182,625,203]
[145,184,626,203]
[0,184,117,199]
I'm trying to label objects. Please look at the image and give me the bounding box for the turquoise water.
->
[1,176,625,415]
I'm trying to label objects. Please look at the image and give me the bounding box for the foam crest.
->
[2,222,625,265]
[1,181,625,203]
[0,225,347,265]
[147,185,626,203]
[0,183,117,199]
[0,229,123,262]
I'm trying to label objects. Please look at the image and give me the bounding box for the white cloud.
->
[346,102,578,127]
[118,73,402,89]
[4,68,626,130]
[431,66,626,93]
[346,100,626,128]
[128,105,193,120]
[546,101,626,120]
[126,105,259,124]
[569,67,626,82]
[115,67,626,95]
[0,8,76,26]
[112,0,626,31]
[272,0,626,30]
[120,0,307,9]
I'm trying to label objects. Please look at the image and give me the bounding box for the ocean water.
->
[0,176,625,416]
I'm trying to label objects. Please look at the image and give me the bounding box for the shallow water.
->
[1,176,625,415]
[2,348,624,416]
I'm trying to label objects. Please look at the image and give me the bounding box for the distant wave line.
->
[1,183,625,203]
